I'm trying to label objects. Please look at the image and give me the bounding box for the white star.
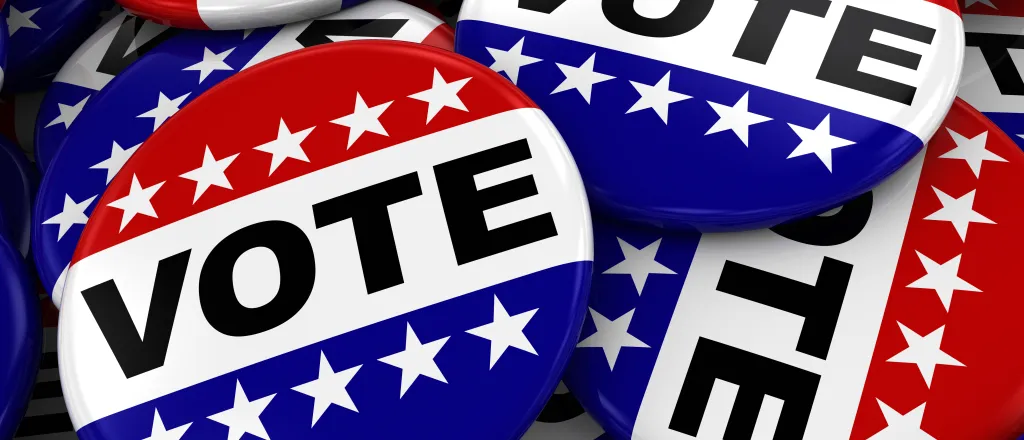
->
[90,141,140,184]
[107,174,165,232]
[551,53,615,104]
[626,71,691,124]
[253,119,315,175]
[867,400,935,440]
[378,323,449,398]
[292,352,361,427]
[906,251,980,311]
[939,129,1006,178]
[887,323,964,387]
[787,115,856,172]
[705,92,773,147]
[179,146,238,203]
[466,295,539,369]
[7,6,40,36]
[602,237,676,294]
[485,37,541,85]
[42,194,97,240]
[142,409,191,440]
[924,187,994,242]
[964,0,997,9]
[331,92,392,148]
[577,308,649,370]
[137,92,191,132]
[207,380,275,440]
[45,96,89,130]
[407,68,471,124]
[182,47,236,83]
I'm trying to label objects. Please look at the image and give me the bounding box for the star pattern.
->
[551,53,615,104]
[179,146,239,203]
[602,237,676,294]
[138,92,191,132]
[253,119,315,175]
[924,187,994,242]
[906,251,980,311]
[577,308,649,370]
[627,71,690,124]
[465,295,539,369]
[183,47,236,83]
[964,0,997,8]
[407,68,471,123]
[107,174,165,232]
[939,129,1006,178]
[142,409,191,440]
[331,92,393,148]
[705,92,772,147]
[485,37,541,85]
[867,400,936,440]
[887,323,964,387]
[7,6,40,36]
[787,115,856,172]
[46,96,90,130]
[90,141,141,184]
[378,323,450,398]
[291,352,361,427]
[207,380,275,440]
[42,194,97,240]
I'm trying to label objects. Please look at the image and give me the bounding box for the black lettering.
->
[81,250,191,378]
[517,0,713,37]
[295,19,409,48]
[312,173,422,294]
[965,32,1024,96]
[434,139,557,265]
[716,258,851,360]
[199,221,315,337]
[734,0,832,64]
[669,338,820,439]
[602,0,714,38]
[517,0,568,14]
[817,6,936,105]
[97,16,177,76]
[770,192,872,246]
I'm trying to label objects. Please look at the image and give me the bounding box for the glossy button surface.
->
[565,99,1024,439]
[455,0,965,231]
[59,40,592,439]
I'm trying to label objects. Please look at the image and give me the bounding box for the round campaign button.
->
[0,133,37,257]
[958,2,1024,153]
[34,9,176,171]
[564,98,1024,439]
[33,0,454,306]
[523,381,608,440]
[0,232,41,439]
[116,0,369,30]
[456,0,965,232]
[3,0,118,92]
[58,40,592,439]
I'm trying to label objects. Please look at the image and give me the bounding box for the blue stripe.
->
[981,111,1024,151]
[455,21,924,231]
[76,261,592,439]
[564,219,700,439]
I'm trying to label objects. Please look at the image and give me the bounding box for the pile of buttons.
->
[1,0,1022,439]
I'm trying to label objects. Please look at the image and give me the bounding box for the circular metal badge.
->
[455,0,964,232]
[565,99,1024,439]
[59,40,592,439]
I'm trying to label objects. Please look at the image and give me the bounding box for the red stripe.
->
[421,23,455,51]
[961,0,1024,16]
[850,99,1024,439]
[72,41,536,264]
[116,0,209,30]
[926,0,962,15]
